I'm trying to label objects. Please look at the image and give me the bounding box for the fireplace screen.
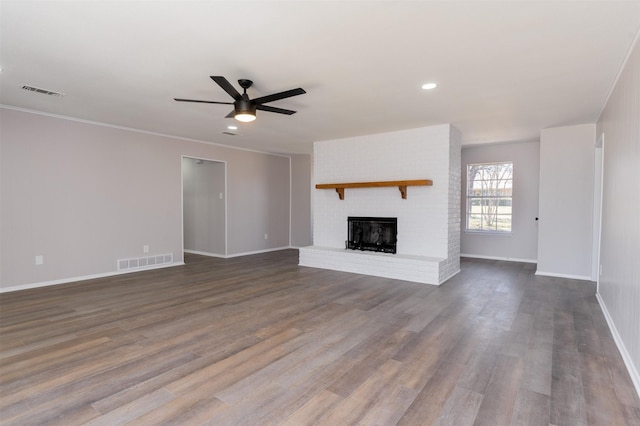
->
[347,217,397,254]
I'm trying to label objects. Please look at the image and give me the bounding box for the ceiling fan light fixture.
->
[235,112,256,122]
[234,99,257,122]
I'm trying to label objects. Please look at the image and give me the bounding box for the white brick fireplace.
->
[299,124,461,285]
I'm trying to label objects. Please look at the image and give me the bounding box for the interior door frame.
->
[592,133,604,288]
[181,155,228,258]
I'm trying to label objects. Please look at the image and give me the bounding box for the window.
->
[466,162,513,232]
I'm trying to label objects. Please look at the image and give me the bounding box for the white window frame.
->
[466,161,513,233]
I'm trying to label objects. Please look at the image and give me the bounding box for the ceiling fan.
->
[174,76,306,122]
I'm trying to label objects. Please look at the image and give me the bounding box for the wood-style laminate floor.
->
[1,250,639,425]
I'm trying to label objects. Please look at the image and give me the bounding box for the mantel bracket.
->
[398,185,408,199]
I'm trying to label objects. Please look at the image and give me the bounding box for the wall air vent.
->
[221,131,237,136]
[117,253,173,272]
[21,85,65,98]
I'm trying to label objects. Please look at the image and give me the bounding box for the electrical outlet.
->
[143,245,149,253]
[599,264,603,276]
[219,192,224,199]
[264,233,268,240]
[35,255,44,265]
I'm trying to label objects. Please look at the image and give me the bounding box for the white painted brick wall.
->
[442,126,462,282]
[302,124,461,285]
[299,247,442,285]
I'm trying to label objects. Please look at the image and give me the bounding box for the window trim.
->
[465,161,513,233]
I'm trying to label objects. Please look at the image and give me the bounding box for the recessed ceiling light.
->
[227,125,238,130]
[421,82,438,90]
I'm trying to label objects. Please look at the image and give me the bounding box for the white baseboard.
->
[224,246,293,258]
[0,262,185,294]
[185,246,294,259]
[184,249,226,258]
[535,270,592,281]
[596,293,640,399]
[460,253,537,264]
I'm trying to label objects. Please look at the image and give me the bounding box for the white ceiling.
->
[1,1,639,155]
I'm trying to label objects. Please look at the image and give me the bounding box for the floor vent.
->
[21,85,66,97]
[117,253,173,271]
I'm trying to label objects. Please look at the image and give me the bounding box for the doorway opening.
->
[182,156,227,260]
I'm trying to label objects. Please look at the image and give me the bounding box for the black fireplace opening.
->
[347,216,397,254]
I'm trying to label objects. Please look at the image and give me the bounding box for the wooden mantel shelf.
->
[315,179,433,200]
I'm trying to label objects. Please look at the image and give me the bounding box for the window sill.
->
[464,230,513,236]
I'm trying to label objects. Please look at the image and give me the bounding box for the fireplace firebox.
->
[347,217,397,254]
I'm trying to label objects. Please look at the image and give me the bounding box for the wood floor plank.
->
[550,348,588,425]
[1,250,638,425]
[511,388,550,426]
[579,352,627,425]
[126,394,228,425]
[520,347,553,396]
[282,389,343,426]
[529,306,555,352]
[472,354,524,426]
[90,350,236,414]
[327,327,414,397]
[85,388,175,426]
[319,358,406,425]
[456,349,500,395]
[433,385,483,426]
[355,383,417,426]
[22,349,199,419]
[396,360,467,426]
[164,331,296,396]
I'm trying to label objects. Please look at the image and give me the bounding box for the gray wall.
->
[290,154,312,247]
[0,108,296,289]
[226,148,291,254]
[461,141,540,262]
[537,124,595,279]
[183,157,226,256]
[597,36,640,392]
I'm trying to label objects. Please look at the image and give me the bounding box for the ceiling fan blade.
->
[211,76,242,101]
[174,98,233,105]
[252,88,306,105]
[256,104,297,115]
[225,110,236,118]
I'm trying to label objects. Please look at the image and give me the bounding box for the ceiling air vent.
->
[21,85,65,98]
[221,131,237,136]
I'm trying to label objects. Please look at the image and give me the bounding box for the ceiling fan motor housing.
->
[235,98,256,115]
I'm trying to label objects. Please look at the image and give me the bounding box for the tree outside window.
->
[466,162,513,232]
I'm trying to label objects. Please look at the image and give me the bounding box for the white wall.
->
[0,108,295,290]
[313,124,455,258]
[597,34,640,394]
[537,124,595,279]
[182,157,226,256]
[461,141,540,262]
[302,124,461,285]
